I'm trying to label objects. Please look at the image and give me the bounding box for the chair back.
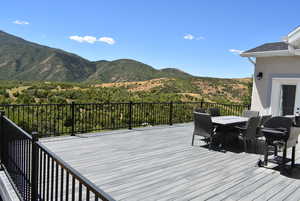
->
[193,112,213,138]
[259,115,272,127]
[242,110,259,118]
[263,117,293,143]
[208,108,220,117]
[194,108,206,113]
[263,117,293,131]
[244,116,260,139]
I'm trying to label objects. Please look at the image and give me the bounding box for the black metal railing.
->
[0,113,33,200]
[0,101,250,137]
[0,112,115,201]
[0,101,250,200]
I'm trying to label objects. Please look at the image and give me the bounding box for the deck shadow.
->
[270,164,300,179]
[198,138,266,154]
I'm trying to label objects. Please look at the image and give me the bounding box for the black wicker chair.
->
[192,112,216,148]
[194,108,206,113]
[208,108,220,117]
[236,116,260,152]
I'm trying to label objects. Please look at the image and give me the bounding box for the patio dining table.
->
[210,116,250,148]
[211,115,249,126]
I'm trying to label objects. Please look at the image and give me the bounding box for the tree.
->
[242,81,253,105]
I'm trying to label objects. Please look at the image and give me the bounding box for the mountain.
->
[87,59,193,82]
[0,31,194,82]
[0,31,95,82]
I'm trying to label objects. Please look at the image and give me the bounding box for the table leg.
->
[283,143,287,165]
[264,142,268,166]
[274,145,278,156]
[292,146,296,168]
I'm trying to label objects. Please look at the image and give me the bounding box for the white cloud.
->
[183,34,194,40]
[99,37,115,45]
[69,35,116,45]
[229,49,243,54]
[69,35,98,44]
[13,20,29,25]
[184,34,205,41]
[196,36,205,40]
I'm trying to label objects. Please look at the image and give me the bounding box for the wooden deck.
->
[41,123,300,201]
[0,171,20,201]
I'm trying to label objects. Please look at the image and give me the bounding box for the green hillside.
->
[0,77,252,105]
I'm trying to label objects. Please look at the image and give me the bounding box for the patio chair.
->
[261,117,293,166]
[208,108,220,117]
[235,116,260,152]
[242,110,259,118]
[194,108,206,113]
[192,112,216,148]
[256,115,272,138]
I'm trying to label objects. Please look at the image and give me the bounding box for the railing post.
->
[169,101,173,126]
[0,111,5,169]
[128,101,132,130]
[31,132,39,201]
[71,102,75,136]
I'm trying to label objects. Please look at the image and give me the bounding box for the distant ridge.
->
[0,31,194,82]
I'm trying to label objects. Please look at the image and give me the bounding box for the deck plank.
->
[41,123,300,201]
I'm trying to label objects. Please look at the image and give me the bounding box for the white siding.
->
[251,56,300,115]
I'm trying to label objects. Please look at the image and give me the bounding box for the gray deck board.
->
[0,171,20,201]
[41,123,300,201]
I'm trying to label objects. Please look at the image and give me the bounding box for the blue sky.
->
[1,0,300,78]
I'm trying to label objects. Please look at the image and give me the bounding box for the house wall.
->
[251,56,300,115]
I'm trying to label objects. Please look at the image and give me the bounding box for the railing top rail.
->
[172,101,202,104]
[0,101,248,107]
[36,142,116,201]
[202,102,249,107]
[132,102,171,104]
[2,115,33,140]
[75,102,130,106]
[172,101,248,107]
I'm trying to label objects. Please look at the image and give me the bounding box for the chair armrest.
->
[235,126,247,131]
[275,127,288,132]
[261,128,286,134]
[262,127,288,133]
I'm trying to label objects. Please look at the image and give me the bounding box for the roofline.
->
[288,26,300,38]
[240,50,292,57]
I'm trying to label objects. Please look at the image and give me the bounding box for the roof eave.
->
[240,50,292,57]
[288,26,300,38]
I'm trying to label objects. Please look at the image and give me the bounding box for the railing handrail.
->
[36,142,116,201]
[0,101,249,107]
[2,115,33,140]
